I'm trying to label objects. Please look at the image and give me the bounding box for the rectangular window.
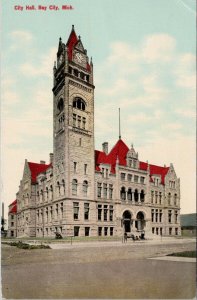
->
[109,184,113,199]
[84,164,87,175]
[152,227,155,234]
[60,202,63,218]
[156,227,159,235]
[159,192,162,204]
[73,114,76,127]
[175,211,178,223]
[168,210,172,223]
[151,209,154,222]
[160,228,162,235]
[82,117,86,129]
[175,228,178,235]
[155,192,158,204]
[74,162,77,173]
[109,205,113,221]
[127,174,132,182]
[11,215,14,220]
[103,183,107,198]
[85,227,90,236]
[159,210,162,222]
[11,222,14,227]
[104,227,108,236]
[74,226,80,236]
[121,173,126,181]
[134,175,138,183]
[151,191,154,203]
[77,116,81,128]
[106,169,109,179]
[140,176,145,184]
[73,202,79,220]
[102,168,104,178]
[98,204,102,221]
[104,205,108,221]
[169,228,172,235]
[84,203,89,220]
[97,183,102,198]
[110,227,113,236]
[98,227,102,236]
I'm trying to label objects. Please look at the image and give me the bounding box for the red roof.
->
[95,139,169,184]
[10,204,17,214]
[66,27,78,61]
[28,162,51,183]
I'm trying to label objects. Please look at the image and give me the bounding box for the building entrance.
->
[122,210,132,233]
[135,211,145,230]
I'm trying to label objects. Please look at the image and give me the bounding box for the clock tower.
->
[52,25,95,235]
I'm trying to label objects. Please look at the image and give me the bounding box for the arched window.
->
[134,189,138,202]
[168,193,171,205]
[57,98,64,113]
[62,179,65,194]
[127,188,132,201]
[174,194,177,205]
[120,187,126,200]
[140,190,145,202]
[57,182,60,195]
[72,179,78,195]
[83,180,88,197]
[46,187,49,199]
[73,97,86,111]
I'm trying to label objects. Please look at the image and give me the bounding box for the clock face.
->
[75,52,85,63]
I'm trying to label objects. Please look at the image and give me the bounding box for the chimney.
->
[49,153,54,164]
[40,160,46,164]
[102,142,108,155]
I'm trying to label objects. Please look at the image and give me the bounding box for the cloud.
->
[142,34,176,63]
[20,47,56,77]
[9,30,34,51]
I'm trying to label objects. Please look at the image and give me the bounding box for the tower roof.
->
[66,25,78,61]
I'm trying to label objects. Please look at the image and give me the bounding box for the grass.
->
[167,251,196,258]
[2,241,51,250]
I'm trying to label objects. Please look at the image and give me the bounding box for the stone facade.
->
[8,26,181,238]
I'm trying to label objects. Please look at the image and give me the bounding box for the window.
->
[98,204,102,221]
[134,175,138,183]
[57,182,60,195]
[74,226,80,236]
[168,193,171,205]
[102,168,104,178]
[85,227,90,236]
[11,215,14,220]
[104,205,108,221]
[84,203,89,220]
[151,191,154,203]
[82,117,86,129]
[156,228,159,235]
[140,176,145,184]
[77,116,81,128]
[152,227,155,234]
[140,190,145,202]
[134,189,138,201]
[57,98,64,113]
[110,227,113,236]
[155,210,158,222]
[155,191,158,203]
[168,210,172,223]
[62,180,65,194]
[84,164,87,175]
[175,211,178,223]
[60,202,63,218]
[98,227,102,236]
[120,187,126,200]
[169,228,172,235]
[159,192,162,204]
[97,183,102,198]
[73,202,79,220]
[174,194,177,206]
[11,222,14,227]
[83,181,88,197]
[73,97,86,111]
[109,184,113,199]
[109,205,113,221]
[127,174,132,182]
[175,228,178,235]
[121,173,126,181]
[151,209,154,222]
[106,169,109,179]
[73,114,76,127]
[56,204,58,218]
[160,228,162,235]
[72,179,78,195]
[127,188,132,201]
[103,183,107,198]
[104,227,108,236]
[159,210,162,222]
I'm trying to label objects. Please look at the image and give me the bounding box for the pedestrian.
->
[124,232,127,243]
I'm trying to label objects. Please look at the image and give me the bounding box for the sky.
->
[1,0,196,221]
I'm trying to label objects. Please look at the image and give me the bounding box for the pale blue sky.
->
[1,0,196,218]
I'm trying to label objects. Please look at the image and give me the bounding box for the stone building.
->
[8,26,181,238]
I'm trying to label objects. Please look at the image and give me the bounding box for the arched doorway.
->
[122,210,132,233]
[136,211,145,231]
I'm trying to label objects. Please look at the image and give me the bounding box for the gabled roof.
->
[95,139,169,184]
[28,162,51,183]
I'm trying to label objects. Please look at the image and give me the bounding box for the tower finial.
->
[72,25,74,30]
[119,108,121,140]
